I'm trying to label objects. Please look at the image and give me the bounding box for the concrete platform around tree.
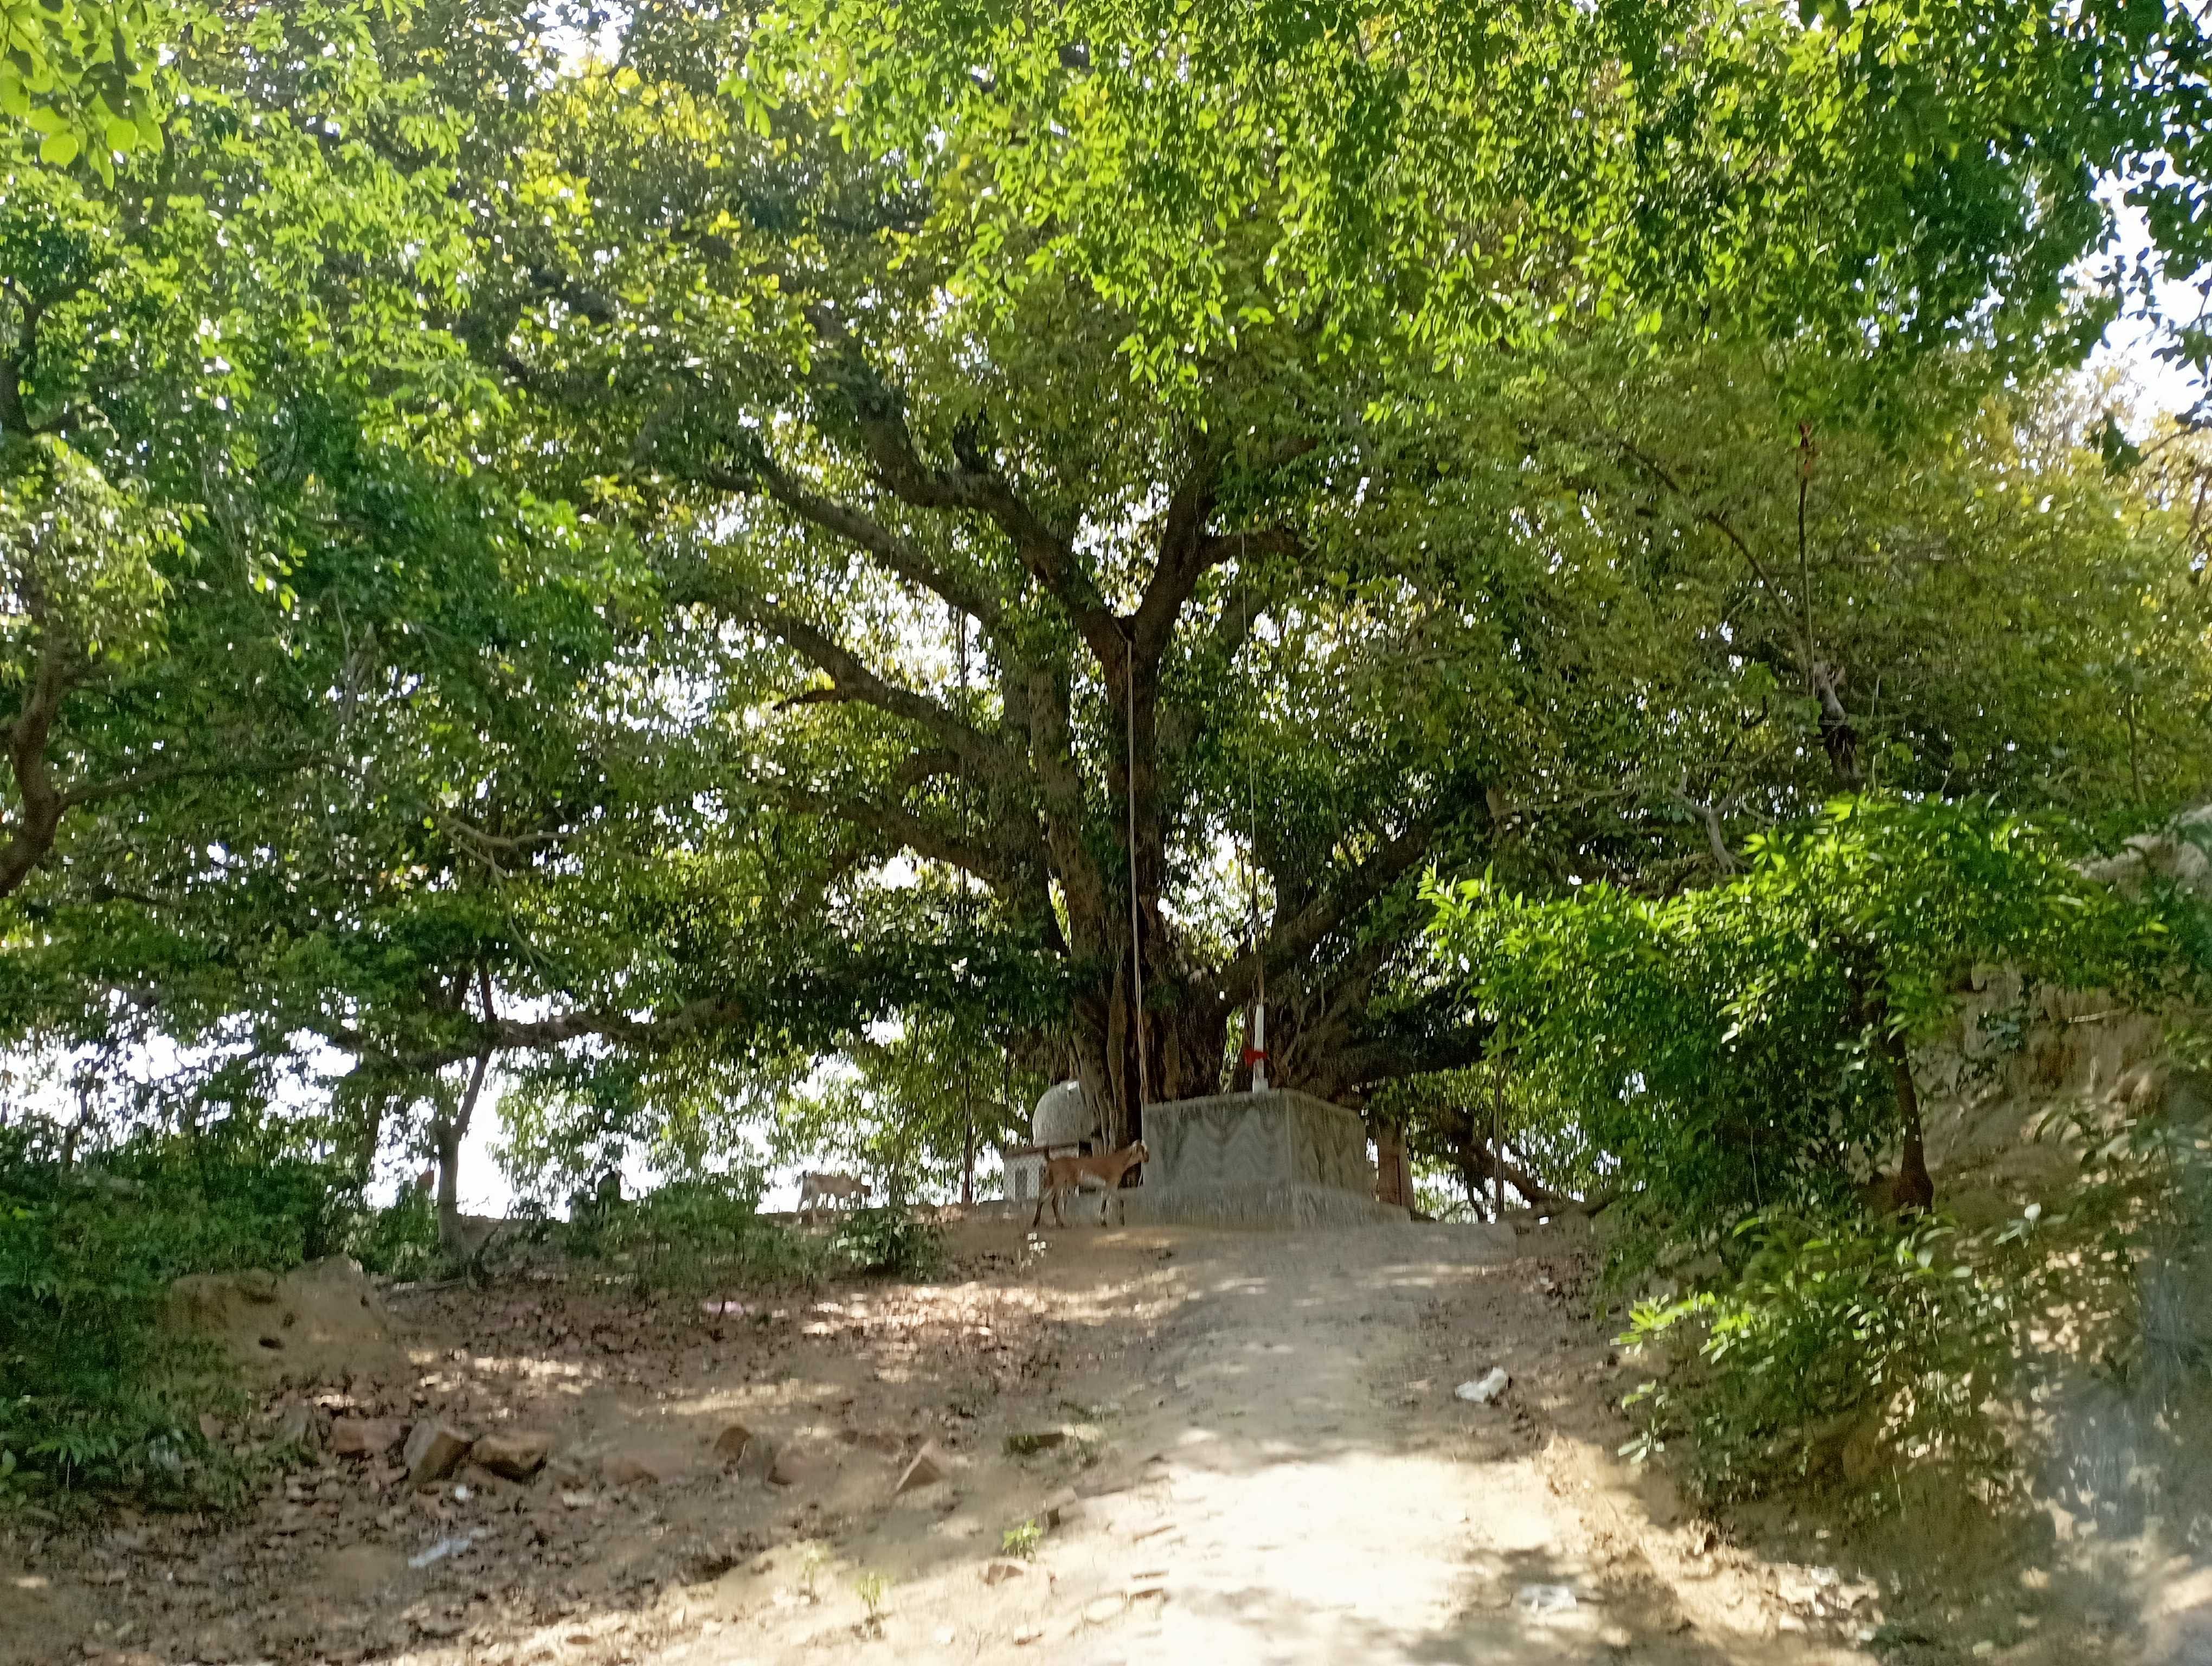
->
[1121,1090,1406,1228]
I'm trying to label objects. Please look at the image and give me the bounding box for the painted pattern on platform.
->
[1144,1091,1375,1195]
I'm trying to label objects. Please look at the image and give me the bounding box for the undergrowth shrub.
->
[1617,1212,2021,1506]
[1617,1084,2212,1515]
[345,1187,443,1281]
[1435,797,2212,1515]
[0,1119,357,1507]
[577,1174,829,1291]
[829,1194,944,1280]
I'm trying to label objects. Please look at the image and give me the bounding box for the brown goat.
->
[1031,1140,1149,1228]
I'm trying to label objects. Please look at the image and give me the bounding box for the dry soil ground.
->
[2,1216,2195,1665]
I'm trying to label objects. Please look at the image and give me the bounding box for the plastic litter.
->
[1515,1583,1578,1615]
[1454,1367,1510,1404]
[408,1532,481,1569]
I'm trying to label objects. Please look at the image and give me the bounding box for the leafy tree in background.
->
[1430,797,2188,1231]
[439,0,2212,1145]
[1460,353,2212,886]
[751,0,2212,388]
[0,0,171,174]
[0,1,482,907]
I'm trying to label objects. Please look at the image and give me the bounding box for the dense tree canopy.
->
[2,0,2208,1212]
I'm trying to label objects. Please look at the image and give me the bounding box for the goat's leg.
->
[1031,1186,1047,1230]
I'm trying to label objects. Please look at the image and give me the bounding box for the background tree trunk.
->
[1882,1027,1934,1210]
[1375,1124,1414,1209]
[434,1047,493,1257]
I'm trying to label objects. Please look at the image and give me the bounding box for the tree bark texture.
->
[434,1045,494,1257]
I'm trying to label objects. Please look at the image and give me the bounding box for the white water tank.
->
[1033,1079,1099,1149]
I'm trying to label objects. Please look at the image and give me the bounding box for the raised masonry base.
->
[1120,1090,1407,1229]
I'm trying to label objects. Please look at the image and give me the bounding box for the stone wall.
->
[1124,1090,1405,1229]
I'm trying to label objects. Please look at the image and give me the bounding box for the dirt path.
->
[655,1220,1880,1664]
[9,1220,1900,1665]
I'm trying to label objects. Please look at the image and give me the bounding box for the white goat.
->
[798,1170,869,1226]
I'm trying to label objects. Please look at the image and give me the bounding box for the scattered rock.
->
[197,1412,222,1443]
[603,1450,683,1487]
[685,1548,741,1581]
[473,1431,552,1481]
[1041,1486,1085,1528]
[711,1422,755,1464]
[269,1402,316,1450]
[894,1441,948,1496]
[982,1561,1026,1585]
[402,1421,473,1487]
[1002,1430,1066,1456]
[1013,1627,1045,1646]
[331,1418,405,1460]
[1455,1368,1510,1405]
[839,1427,904,1455]
[1083,1594,1126,1625]
[766,1445,812,1489]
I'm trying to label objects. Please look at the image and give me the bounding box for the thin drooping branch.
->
[772,782,1033,894]
[1223,810,1451,1008]
[329,992,758,1078]
[746,600,1030,785]
[690,454,1011,638]
[1606,431,1863,787]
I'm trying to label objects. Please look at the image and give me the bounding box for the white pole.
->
[1126,637,1149,1131]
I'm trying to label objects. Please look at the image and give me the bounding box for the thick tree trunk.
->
[1375,1124,1413,1209]
[0,607,80,902]
[960,1090,975,1207]
[434,1047,493,1257]
[432,1111,466,1254]
[1881,1026,1934,1211]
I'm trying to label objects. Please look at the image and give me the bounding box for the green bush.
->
[1616,1078,2212,1514]
[0,1119,357,1504]
[1617,1212,2020,1505]
[1433,798,2211,1513]
[830,1197,944,1281]
[577,1174,829,1291]
[1430,797,2182,1242]
[345,1187,443,1281]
